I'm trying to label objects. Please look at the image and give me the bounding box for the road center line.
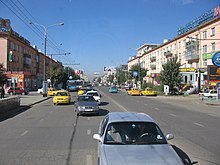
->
[144,103,148,106]
[40,118,44,122]
[87,129,91,135]
[194,122,205,127]
[86,154,93,165]
[21,130,28,136]
[154,108,159,110]
[170,113,177,117]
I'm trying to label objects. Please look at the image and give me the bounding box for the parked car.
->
[86,90,101,104]
[141,87,157,96]
[109,86,118,93]
[127,88,141,96]
[7,87,28,95]
[93,112,184,165]
[37,87,43,94]
[53,90,71,105]
[75,95,99,116]
[199,89,217,98]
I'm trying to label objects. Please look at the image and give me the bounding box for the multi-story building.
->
[128,4,220,89]
[0,18,63,91]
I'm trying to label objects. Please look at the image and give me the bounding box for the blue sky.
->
[0,0,219,79]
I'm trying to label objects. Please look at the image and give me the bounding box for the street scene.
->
[0,1,220,165]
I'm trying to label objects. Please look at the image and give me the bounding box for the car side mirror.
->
[166,133,174,140]
[100,94,102,97]
[93,134,103,143]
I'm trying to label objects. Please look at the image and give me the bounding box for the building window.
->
[211,43,215,52]
[211,27,215,36]
[202,31,207,39]
[203,59,207,66]
[202,45,207,53]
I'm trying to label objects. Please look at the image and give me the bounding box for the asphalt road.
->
[0,86,219,165]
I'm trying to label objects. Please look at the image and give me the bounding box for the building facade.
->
[0,18,63,91]
[128,5,220,89]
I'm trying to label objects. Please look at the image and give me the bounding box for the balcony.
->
[164,51,172,58]
[150,55,156,61]
[150,63,156,69]
[185,52,199,62]
[185,40,199,48]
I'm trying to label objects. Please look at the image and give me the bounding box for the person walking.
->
[1,87,5,98]
[0,86,2,99]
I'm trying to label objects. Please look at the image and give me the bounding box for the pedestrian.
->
[0,86,2,99]
[1,87,5,98]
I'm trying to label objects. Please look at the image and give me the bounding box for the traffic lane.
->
[0,99,78,165]
[97,87,220,165]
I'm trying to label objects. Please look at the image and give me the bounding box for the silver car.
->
[75,95,99,116]
[93,112,184,165]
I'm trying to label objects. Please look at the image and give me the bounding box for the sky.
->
[0,0,219,79]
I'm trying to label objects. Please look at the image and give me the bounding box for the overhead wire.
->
[1,0,75,68]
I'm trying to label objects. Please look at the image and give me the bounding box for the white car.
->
[86,90,101,104]
[93,112,186,165]
[199,89,217,98]
[37,87,43,94]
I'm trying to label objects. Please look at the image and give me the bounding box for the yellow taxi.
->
[127,88,142,96]
[141,87,157,96]
[53,90,71,105]
[78,88,86,95]
[47,88,57,96]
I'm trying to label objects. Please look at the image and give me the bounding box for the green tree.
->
[47,65,63,87]
[129,64,148,83]
[0,63,7,85]
[159,55,182,95]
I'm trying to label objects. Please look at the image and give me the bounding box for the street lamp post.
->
[29,22,64,97]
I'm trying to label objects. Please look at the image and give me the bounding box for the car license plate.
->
[85,109,93,111]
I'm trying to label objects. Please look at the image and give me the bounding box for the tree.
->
[0,63,7,86]
[159,55,182,95]
[129,64,148,83]
[47,65,63,87]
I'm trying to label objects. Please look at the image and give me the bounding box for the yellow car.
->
[47,88,57,96]
[141,87,157,96]
[127,88,142,96]
[53,90,71,105]
[78,88,86,95]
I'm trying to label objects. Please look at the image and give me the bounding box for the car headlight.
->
[78,106,85,110]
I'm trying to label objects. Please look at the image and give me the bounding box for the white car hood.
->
[102,144,183,165]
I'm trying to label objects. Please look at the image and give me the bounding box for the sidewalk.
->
[19,91,51,106]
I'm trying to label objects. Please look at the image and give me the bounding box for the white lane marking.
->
[194,122,205,127]
[170,113,177,117]
[144,103,148,106]
[208,113,216,117]
[40,118,44,122]
[87,129,91,135]
[86,154,92,165]
[21,130,28,136]
[87,117,90,121]
[154,108,159,110]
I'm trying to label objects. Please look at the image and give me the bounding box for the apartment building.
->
[0,18,63,91]
[128,4,220,89]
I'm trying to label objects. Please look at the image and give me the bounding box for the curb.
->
[25,96,52,106]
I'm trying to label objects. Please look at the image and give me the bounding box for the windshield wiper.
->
[104,141,126,145]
